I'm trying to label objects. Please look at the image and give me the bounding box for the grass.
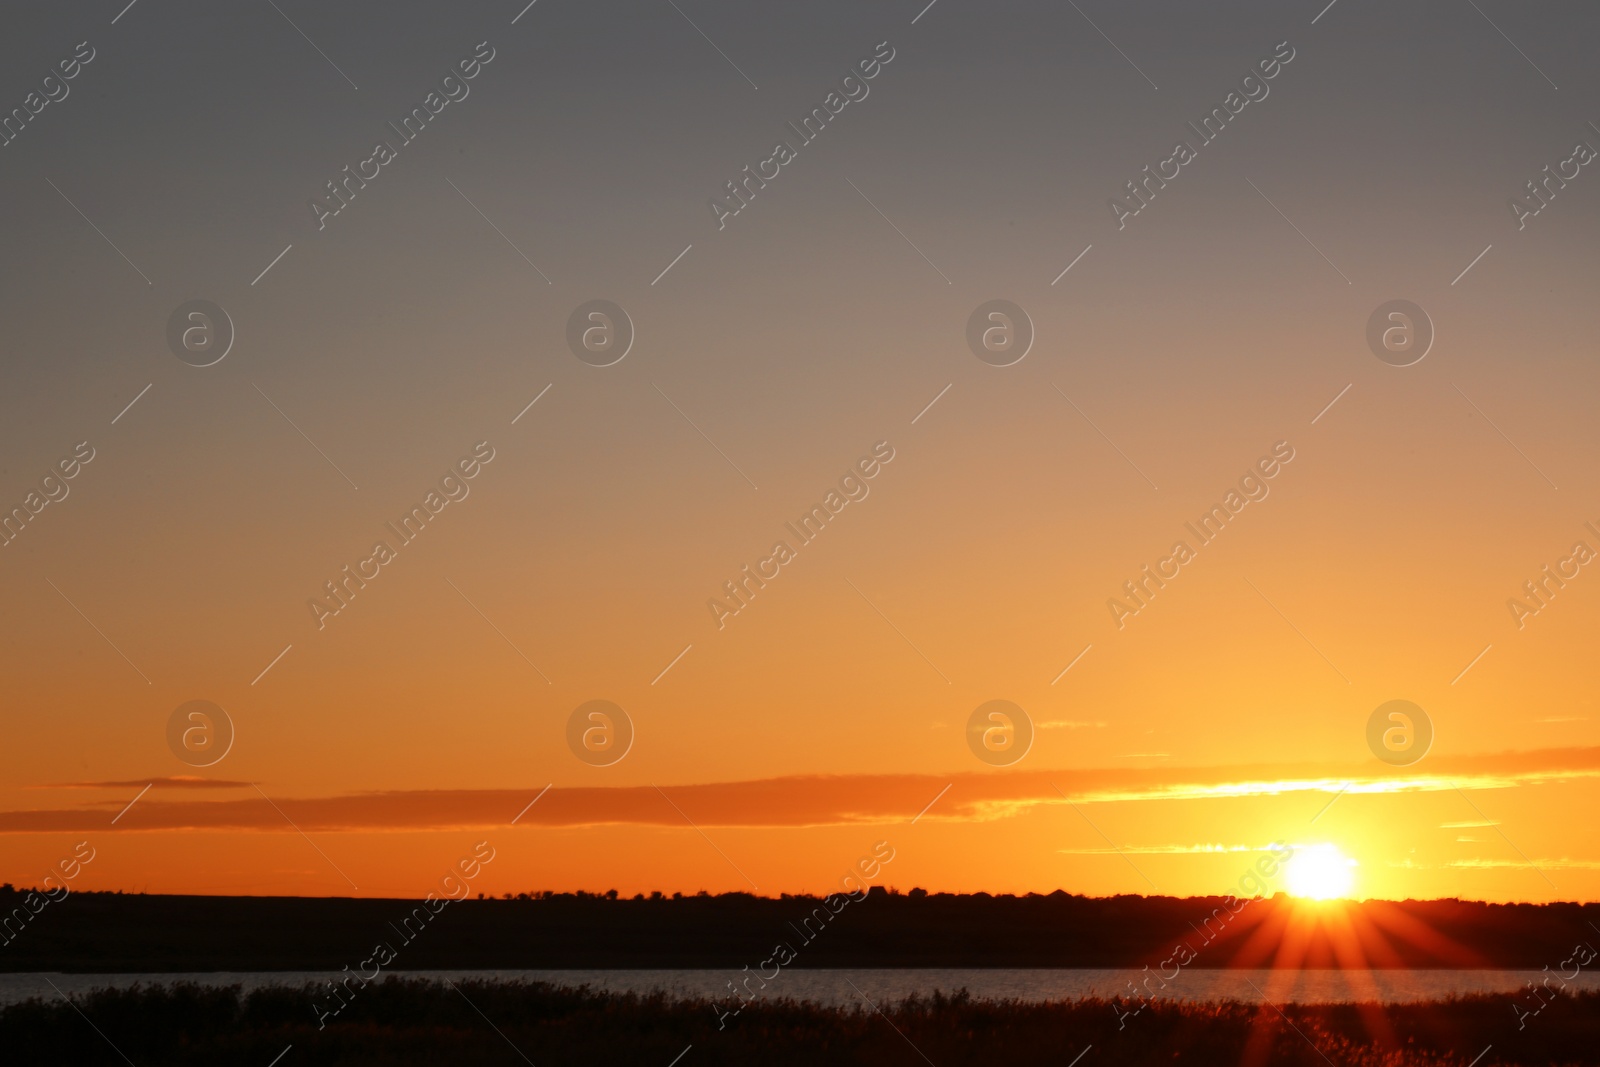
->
[2,978,1596,1065]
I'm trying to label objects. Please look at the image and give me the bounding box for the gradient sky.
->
[2,0,1599,903]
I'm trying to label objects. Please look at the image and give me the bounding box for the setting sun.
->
[1286,844,1356,900]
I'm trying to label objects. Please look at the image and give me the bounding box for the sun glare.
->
[1285,843,1355,900]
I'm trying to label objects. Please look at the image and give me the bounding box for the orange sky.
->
[2,0,1599,904]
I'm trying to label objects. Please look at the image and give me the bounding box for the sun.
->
[1285,843,1356,900]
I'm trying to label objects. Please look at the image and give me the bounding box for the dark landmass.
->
[5,885,1599,973]
[5,978,1599,1066]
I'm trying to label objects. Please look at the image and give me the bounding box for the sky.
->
[2,0,1599,903]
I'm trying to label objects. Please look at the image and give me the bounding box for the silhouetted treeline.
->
[5,978,1600,1066]
[4,883,1598,972]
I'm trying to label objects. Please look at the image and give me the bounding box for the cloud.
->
[38,776,252,792]
[3,747,1599,834]
[1444,858,1600,871]
[1057,843,1278,855]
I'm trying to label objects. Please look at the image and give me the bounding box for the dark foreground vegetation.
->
[3,979,1598,1066]
[7,884,1600,971]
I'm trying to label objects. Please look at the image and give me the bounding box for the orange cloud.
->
[38,776,253,791]
[4,747,1598,834]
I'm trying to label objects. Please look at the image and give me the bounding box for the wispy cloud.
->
[1445,858,1600,871]
[5,747,1599,834]
[1057,842,1278,855]
[38,776,253,792]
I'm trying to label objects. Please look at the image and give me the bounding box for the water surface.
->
[5,968,1591,1007]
